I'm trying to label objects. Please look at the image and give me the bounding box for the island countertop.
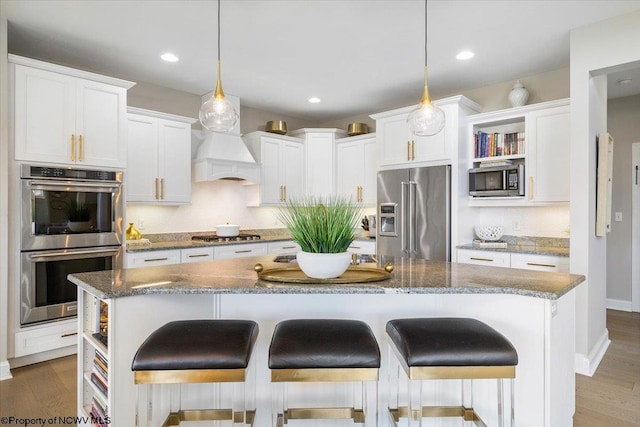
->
[68,255,585,300]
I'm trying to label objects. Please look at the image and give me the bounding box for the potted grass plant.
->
[277,195,363,279]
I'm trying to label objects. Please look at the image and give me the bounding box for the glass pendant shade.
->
[407,66,445,136]
[199,86,239,132]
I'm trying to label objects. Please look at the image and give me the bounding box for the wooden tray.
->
[255,265,391,284]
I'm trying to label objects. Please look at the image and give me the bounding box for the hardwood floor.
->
[574,310,640,426]
[1,310,638,426]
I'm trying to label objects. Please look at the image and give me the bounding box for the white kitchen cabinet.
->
[244,132,304,205]
[180,247,214,264]
[526,105,570,203]
[456,249,511,268]
[336,134,378,205]
[289,128,347,198]
[466,99,570,206]
[13,318,78,358]
[11,55,133,168]
[457,248,569,273]
[510,253,569,273]
[347,239,376,255]
[370,97,480,168]
[126,250,181,268]
[213,243,267,260]
[127,108,195,204]
[267,240,301,255]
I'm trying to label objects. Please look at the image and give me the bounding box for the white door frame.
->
[633,142,640,312]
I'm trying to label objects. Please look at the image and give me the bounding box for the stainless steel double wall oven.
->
[20,164,123,325]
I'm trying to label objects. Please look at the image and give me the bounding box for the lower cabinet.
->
[213,243,267,260]
[180,247,214,263]
[267,240,301,255]
[13,318,78,358]
[126,249,181,268]
[457,248,568,273]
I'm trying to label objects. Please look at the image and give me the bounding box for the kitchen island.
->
[69,256,584,427]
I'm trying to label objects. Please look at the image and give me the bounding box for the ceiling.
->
[3,1,640,121]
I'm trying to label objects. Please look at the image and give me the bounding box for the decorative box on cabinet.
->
[288,128,347,198]
[127,108,196,204]
[244,131,304,206]
[335,133,378,205]
[466,99,570,206]
[370,96,481,168]
[10,55,134,168]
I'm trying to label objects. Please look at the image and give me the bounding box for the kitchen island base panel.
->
[81,291,576,427]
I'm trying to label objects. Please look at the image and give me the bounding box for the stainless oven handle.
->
[28,248,121,261]
[28,180,121,191]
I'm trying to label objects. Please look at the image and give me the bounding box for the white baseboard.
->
[0,360,13,381]
[575,328,611,377]
[606,298,633,312]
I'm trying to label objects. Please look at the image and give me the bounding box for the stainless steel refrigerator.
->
[376,165,450,260]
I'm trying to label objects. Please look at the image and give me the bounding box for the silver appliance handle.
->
[401,182,408,255]
[409,181,417,256]
[28,180,121,193]
[27,247,121,262]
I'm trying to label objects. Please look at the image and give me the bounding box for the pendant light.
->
[199,0,239,133]
[407,0,445,136]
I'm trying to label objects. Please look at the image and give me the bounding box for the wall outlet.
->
[138,218,145,230]
[615,212,622,222]
[512,221,521,231]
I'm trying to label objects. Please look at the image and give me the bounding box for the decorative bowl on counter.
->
[216,223,240,237]
[475,225,504,241]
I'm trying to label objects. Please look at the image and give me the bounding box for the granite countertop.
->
[69,255,585,301]
[456,243,570,257]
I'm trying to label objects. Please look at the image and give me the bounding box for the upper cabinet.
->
[126,108,195,204]
[10,55,134,168]
[335,133,378,205]
[289,128,346,199]
[244,132,305,206]
[466,99,570,206]
[370,96,480,168]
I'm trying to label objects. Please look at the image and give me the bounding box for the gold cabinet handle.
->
[160,178,164,200]
[526,262,556,268]
[529,176,533,200]
[407,141,411,161]
[470,257,494,262]
[61,332,78,338]
[412,140,416,160]
[155,178,160,200]
[145,257,168,262]
[284,185,287,201]
[78,135,84,161]
[188,254,210,258]
[279,185,283,202]
[234,250,252,254]
[71,134,76,161]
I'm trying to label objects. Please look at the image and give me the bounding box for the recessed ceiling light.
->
[161,53,179,63]
[618,78,632,85]
[456,51,475,60]
[308,96,321,103]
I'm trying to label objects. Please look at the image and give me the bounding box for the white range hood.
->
[192,94,261,184]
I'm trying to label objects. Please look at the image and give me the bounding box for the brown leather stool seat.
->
[386,317,518,427]
[268,319,380,427]
[132,320,259,427]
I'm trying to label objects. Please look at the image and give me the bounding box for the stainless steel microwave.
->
[469,163,525,197]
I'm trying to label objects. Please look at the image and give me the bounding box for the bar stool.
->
[386,318,518,427]
[268,319,380,427]
[131,319,259,427]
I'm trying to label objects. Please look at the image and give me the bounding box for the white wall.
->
[570,10,640,376]
[472,206,570,238]
[607,94,640,306]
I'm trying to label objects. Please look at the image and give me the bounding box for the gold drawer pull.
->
[160,178,165,200]
[350,246,361,249]
[61,332,78,338]
[470,257,494,262]
[282,246,296,249]
[526,262,556,268]
[188,254,210,258]
[145,257,169,262]
[234,250,252,254]
[155,178,160,200]
[78,134,84,161]
[407,141,411,160]
[71,134,76,161]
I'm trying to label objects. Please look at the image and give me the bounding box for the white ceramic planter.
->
[296,251,351,279]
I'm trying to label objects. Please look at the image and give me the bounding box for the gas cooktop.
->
[192,233,261,243]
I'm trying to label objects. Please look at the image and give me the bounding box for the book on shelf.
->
[93,356,108,379]
[472,239,508,248]
[478,159,513,167]
[90,371,108,397]
[474,131,525,159]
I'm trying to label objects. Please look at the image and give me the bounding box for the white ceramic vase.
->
[296,251,351,279]
[508,80,529,107]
